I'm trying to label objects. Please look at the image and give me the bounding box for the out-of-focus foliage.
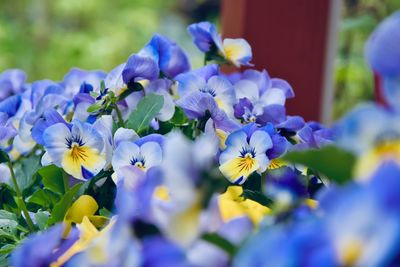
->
[334,0,400,119]
[0,0,219,82]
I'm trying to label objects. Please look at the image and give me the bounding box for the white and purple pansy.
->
[112,134,164,176]
[176,65,236,117]
[42,120,106,180]
[219,127,272,184]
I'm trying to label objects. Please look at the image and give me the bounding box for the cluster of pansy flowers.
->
[0,12,399,267]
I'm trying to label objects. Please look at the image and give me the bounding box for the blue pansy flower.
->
[219,127,272,184]
[62,68,106,97]
[365,12,400,108]
[139,33,190,78]
[188,21,252,67]
[11,224,70,267]
[317,165,400,267]
[42,120,106,180]
[293,121,335,150]
[187,21,224,53]
[122,54,160,85]
[233,219,333,267]
[142,236,191,267]
[0,112,17,144]
[114,165,162,222]
[0,69,26,101]
[335,103,400,178]
[232,70,295,126]
[112,135,163,175]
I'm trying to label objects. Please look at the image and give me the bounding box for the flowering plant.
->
[0,13,400,267]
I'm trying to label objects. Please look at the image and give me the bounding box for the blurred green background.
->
[335,0,400,118]
[0,0,219,81]
[0,0,399,119]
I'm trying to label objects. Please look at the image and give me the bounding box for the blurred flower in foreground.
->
[365,11,400,108]
[234,162,400,267]
[335,103,400,178]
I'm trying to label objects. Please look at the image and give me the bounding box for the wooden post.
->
[221,0,340,123]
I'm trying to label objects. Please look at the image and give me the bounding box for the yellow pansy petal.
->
[219,157,259,184]
[52,217,99,267]
[215,129,228,149]
[222,38,252,67]
[268,158,286,170]
[62,145,105,180]
[52,217,116,267]
[218,186,270,225]
[64,195,99,224]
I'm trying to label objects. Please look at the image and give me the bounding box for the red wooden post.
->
[373,72,387,106]
[221,0,340,123]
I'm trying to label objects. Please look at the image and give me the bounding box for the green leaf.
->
[87,102,103,113]
[85,177,116,211]
[0,219,17,237]
[14,155,41,191]
[126,93,164,134]
[170,107,188,126]
[0,150,9,164]
[241,189,274,207]
[47,183,83,226]
[98,207,113,218]
[34,211,49,230]
[0,244,15,255]
[0,210,16,221]
[100,80,106,92]
[27,189,60,208]
[283,145,356,185]
[38,165,65,194]
[0,184,17,211]
[201,233,237,257]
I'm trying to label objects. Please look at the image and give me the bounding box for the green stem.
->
[114,104,125,128]
[7,160,35,232]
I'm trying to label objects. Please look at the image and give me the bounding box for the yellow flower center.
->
[70,143,88,162]
[339,239,363,267]
[154,186,170,201]
[238,153,256,172]
[134,161,145,170]
[219,151,259,184]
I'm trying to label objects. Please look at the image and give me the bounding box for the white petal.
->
[140,142,162,169]
[234,80,259,102]
[112,141,140,171]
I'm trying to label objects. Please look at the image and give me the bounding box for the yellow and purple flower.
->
[188,22,252,67]
[42,120,106,180]
[219,128,272,184]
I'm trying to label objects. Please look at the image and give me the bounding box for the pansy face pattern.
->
[43,121,106,180]
[2,16,400,267]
